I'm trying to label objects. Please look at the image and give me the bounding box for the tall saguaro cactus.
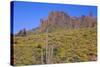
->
[40,22,54,64]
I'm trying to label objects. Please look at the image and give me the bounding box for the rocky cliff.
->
[39,11,96,32]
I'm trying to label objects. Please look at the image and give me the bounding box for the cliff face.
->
[39,11,71,32]
[39,11,96,32]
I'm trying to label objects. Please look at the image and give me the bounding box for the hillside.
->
[12,11,97,65]
[12,27,97,65]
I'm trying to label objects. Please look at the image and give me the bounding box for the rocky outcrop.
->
[39,11,72,32]
[39,11,96,32]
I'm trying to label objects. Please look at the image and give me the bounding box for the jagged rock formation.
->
[39,11,96,32]
[16,11,96,35]
[39,11,71,32]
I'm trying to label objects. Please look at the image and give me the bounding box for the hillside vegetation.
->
[13,27,97,65]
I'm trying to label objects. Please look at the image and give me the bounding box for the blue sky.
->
[12,1,97,34]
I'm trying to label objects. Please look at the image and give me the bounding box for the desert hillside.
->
[12,11,97,65]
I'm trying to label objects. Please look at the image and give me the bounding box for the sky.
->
[11,1,97,34]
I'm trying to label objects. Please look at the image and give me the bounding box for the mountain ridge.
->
[16,11,97,36]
